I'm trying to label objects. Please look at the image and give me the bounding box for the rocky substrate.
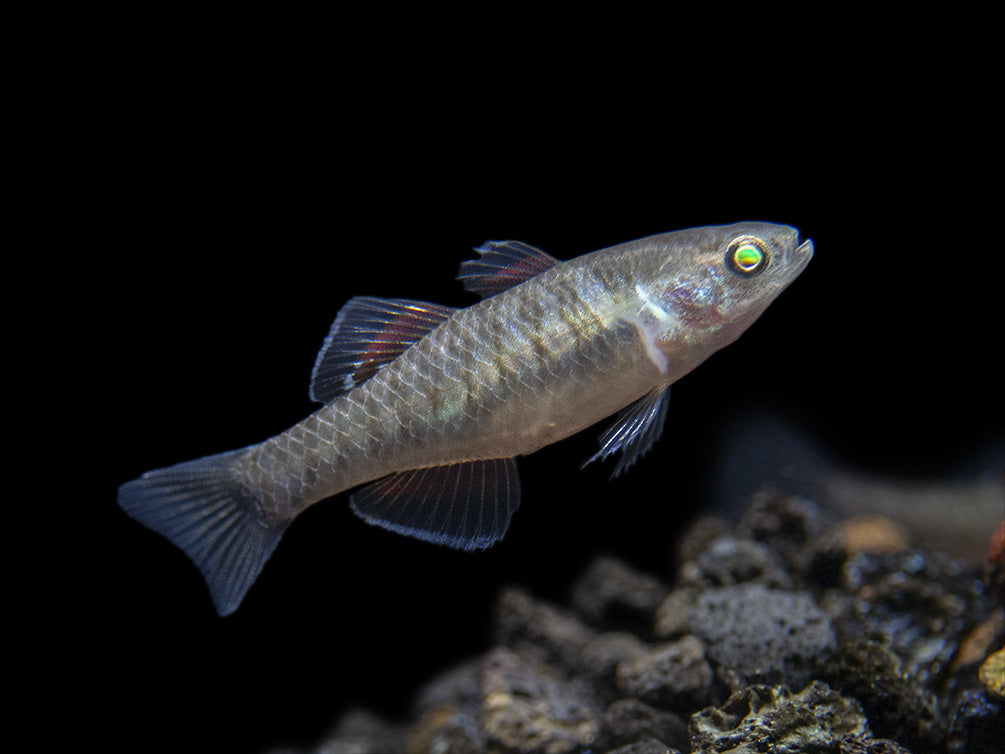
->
[282,493,1004,753]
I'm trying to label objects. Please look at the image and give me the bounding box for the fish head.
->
[632,221,814,377]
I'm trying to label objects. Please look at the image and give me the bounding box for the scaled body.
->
[119,222,813,614]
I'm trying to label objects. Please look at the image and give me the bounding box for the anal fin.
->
[349,458,521,550]
[583,385,671,478]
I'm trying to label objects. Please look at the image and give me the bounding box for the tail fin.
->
[118,448,288,616]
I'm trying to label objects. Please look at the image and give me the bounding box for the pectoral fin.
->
[309,297,455,403]
[350,458,521,550]
[583,385,671,478]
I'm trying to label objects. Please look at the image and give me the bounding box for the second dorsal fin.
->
[457,241,559,299]
[309,296,455,403]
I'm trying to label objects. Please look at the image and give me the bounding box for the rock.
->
[689,681,870,754]
[839,736,915,753]
[675,516,732,565]
[569,556,669,636]
[950,609,1004,673]
[734,492,849,588]
[822,548,994,752]
[599,698,688,752]
[946,688,1004,754]
[480,647,600,753]
[411,657,482,713]
[839,514,911,555]
[495,586,597,671]
[313,708,407,754]
[687,584,836,690]
[820,636,941,750]
[576,631,648,698]
[979,647,1005,698]
[736,492,827,564]
[678,536,794,590]
[985,520,1005,595]
[278,479,1002,753]
[653,588,697,640]
[835,550,989,686]
[606,738,681,754]
[408,658,485,753]
[407,704,484,754]
[614,635,715,712]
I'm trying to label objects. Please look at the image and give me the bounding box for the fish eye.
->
[725,236,769,277]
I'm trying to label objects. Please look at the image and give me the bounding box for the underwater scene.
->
[108,209,1002,753]
[97,78,1001,754]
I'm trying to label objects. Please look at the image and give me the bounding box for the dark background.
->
[50,38,1000,754]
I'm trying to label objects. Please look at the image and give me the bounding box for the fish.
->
[118,221,814,615]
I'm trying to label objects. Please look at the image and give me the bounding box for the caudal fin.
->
[118,449,288,616]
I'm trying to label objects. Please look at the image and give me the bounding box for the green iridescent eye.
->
[726,237,769,277]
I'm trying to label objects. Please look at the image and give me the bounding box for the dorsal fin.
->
[457,240,559,299]
[309,296,455,403]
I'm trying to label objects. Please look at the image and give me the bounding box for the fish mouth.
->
[770,233,813,292]
[790,236,814,275]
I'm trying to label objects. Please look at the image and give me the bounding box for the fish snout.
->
[787,234,814,278]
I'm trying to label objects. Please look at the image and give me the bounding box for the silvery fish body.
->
[119,221,814,614]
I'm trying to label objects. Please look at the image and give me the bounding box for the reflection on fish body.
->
[118,222,814,615]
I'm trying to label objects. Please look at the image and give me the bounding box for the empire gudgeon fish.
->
[119,222,814,615]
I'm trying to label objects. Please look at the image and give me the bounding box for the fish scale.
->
[119,222,813,614]
[238,270,622,529]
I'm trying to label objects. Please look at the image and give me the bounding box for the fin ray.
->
[350,458,520,550]
[117,449,288,616]
[458,241,559,298]
[309,297,455,403]
[583,385,671,478]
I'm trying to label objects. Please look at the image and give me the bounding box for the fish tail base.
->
[118,448,288,616]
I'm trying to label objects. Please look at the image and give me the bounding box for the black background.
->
[47,37,1001,754]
